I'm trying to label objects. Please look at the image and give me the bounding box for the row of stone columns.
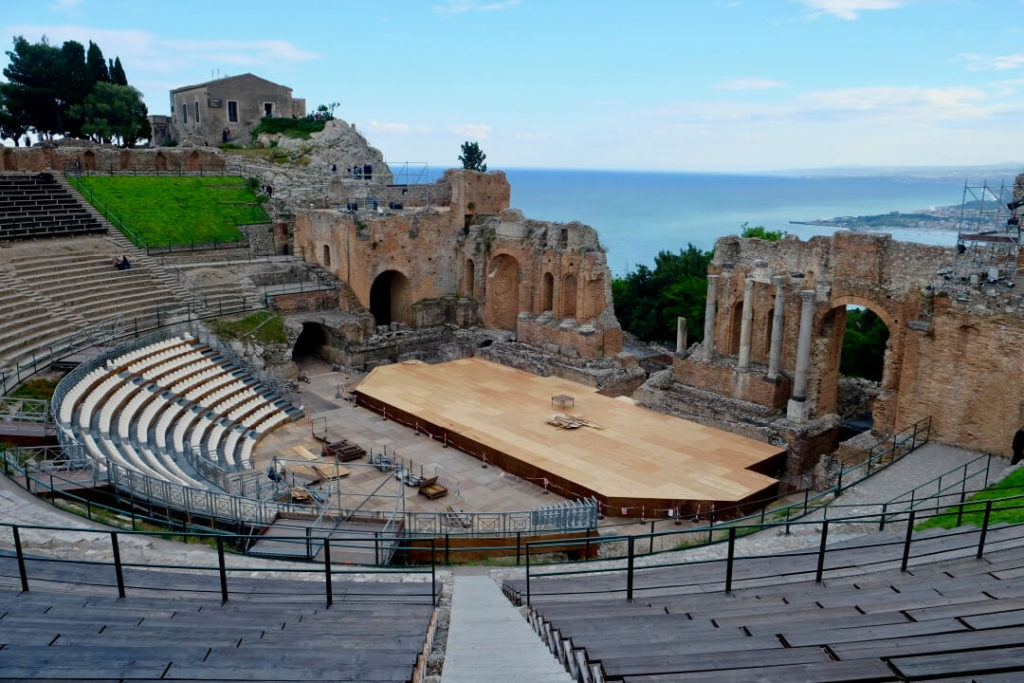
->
[699,273,818,421]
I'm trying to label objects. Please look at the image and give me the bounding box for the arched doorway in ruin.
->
[292,322,330,362]
[728,301,743,355]
[484,253,520,330]
[187,151,201,172]
[541,272,554,313]
[2,149,14,170]
[369,270,411,326]
[462,259,475,299]
[82,150,96,171]
[561,274,577,318]
[154,152,167,172]
[814,296,899,435]
[483,255,520,331]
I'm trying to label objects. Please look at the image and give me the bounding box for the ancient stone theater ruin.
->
[650,228,1024,477]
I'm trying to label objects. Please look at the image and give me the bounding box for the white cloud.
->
[450,123,491,139]
[4,25,319,77]
[434,0,520,14]
[369,121,431,134]
[801,0,908,20]
[715,77,786,91]
[797,85,988,118]
[960,53,1024,72]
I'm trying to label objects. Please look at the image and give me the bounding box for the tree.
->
[58,40,90,137]
[73,82,149,147]
[1,36,65,138]
[459,141,487,172]
[612,244,713,344]
[86,41,107,85]
[109,56,127,86]
[740,222,786,241]
[0,97,29,146]
[840,308,889,381]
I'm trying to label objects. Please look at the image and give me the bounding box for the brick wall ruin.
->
[665,231,1024,466]
[292,169,623,360]
[1,144,226,174]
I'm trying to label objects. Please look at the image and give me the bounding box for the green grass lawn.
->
[917,466,1024,530]
[75,176,269,247]
[211,311,287,346]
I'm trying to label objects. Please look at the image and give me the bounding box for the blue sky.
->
[3,0,1024,172]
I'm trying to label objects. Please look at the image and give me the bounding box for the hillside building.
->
[155,73,306,146]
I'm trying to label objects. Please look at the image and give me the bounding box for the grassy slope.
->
[77,176,269,246]
[917,466,1024,529]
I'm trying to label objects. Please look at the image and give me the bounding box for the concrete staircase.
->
[441,575,572,683]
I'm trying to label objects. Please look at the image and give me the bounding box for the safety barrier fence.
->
[0,519,437,607]
[1,438,1002,569]
[519,491,1024,606]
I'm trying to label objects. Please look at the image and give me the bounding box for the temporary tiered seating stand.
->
[57,334,300,492]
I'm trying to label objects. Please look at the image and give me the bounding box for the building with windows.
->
[154,73,306,146]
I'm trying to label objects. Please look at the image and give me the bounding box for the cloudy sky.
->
[3,0,1024,172]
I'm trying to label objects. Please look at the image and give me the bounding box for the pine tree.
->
[86,41,107,85]
[110,57,127,86]
[458,141,487,172]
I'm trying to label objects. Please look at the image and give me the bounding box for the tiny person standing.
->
[1013,425,1024,465]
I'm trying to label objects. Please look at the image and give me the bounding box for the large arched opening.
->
[484,253,520,330]
[816,297,897,436]
[369,270,411,326]
[292,322,328,362]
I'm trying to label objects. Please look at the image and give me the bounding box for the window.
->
[194,101,201,124]
[227,100,238,123]
[263,102,274,118]
[181,103,188,124]
[322,245,331,267]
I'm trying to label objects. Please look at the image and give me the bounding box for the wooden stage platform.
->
[354,359,785,518]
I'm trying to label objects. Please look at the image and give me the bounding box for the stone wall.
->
[292,170,623,359]
[0,144,226,174]
[668,230,1024,464]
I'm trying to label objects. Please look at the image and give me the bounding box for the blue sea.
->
[399,166,1016,276]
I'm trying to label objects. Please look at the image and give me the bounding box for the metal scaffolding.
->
[938,180,1021,299]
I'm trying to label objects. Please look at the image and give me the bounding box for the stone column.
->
[737,278,755,369]
[766,275,786,381]
[676,317,687,353]
[787,289,816,422]
[702,275,718,361]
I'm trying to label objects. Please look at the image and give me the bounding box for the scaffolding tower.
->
[938,180,1022,299]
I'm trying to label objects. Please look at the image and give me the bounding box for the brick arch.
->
[483,252,520,330]
[828,295,897,332]
[815,296,902,433]
[369,269,411,326]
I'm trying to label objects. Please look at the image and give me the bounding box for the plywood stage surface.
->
[354,358,784,513]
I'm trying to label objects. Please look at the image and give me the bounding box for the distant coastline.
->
[789,203,964,233]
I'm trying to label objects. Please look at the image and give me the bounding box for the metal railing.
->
[0,518,437,607]
[0,396,51,423]
[518,492,1024,606]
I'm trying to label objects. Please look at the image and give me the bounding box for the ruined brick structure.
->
[665,231,1024,471]
[292,169,623,360]
[1,144,225,174]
